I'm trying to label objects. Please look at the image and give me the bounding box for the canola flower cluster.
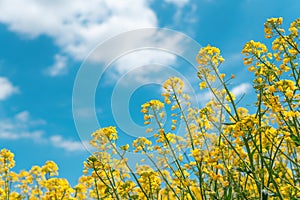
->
[1,17,300,199]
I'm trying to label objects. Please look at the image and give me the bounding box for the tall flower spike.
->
[196,45,224,68]
[264,17,283,38]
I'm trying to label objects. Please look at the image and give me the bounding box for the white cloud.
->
[94,29,189,86]
[222,53,243,68]
[45,54,68,76]
[0,111,45,142]
[0,129,44,141]
[0,77,18,100]
[165,0,189,7]
[163,0,196,26]
[50,135,87,152]
[196,82,252,106]
[0,111,86,152]
[0,0,157,61]
[232,82,252,96]
[197,91,214,103]
[113,49,177,83]
[0,0,192,79]
[15,111,30,122]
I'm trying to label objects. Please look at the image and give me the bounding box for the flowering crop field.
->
[1,17,300,199]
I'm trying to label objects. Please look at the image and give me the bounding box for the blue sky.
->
[0,0,299,186]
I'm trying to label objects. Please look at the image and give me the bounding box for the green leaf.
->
[290,134,300,147]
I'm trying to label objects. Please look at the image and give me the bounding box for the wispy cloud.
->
[232,82,252,96]
[45,54,68,76]
[82,27,195,87]
[222,53,243,69]
[0,111,45,142]
[165,0,189,7]
[196,82,252,105]
[0,130,44,141]
[0,77,18,100]
[0,111,87,152]
[164,0,197,26]
[50,135,88,152]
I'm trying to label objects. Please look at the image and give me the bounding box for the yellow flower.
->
[223,181,229,187]
[42,160,59,177]
[197,45,224,67]
[133,137,152,152]
[199,81,207,89]
[120,144,129,151]
[171,125,176,130]
[92,126,118,141]
[248,66,255,72]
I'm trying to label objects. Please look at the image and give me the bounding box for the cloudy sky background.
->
[0,0,299,185]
